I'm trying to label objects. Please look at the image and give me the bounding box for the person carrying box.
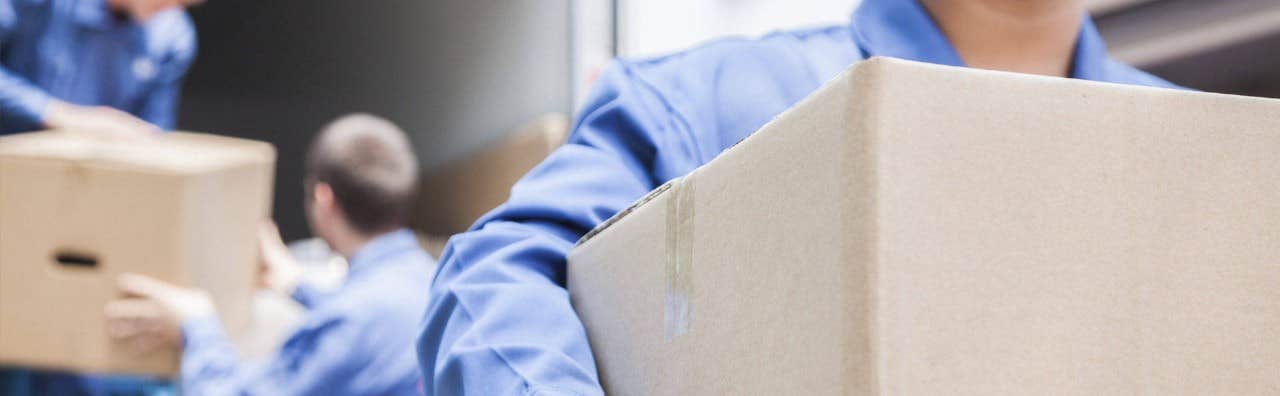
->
[415,0,1182,395]
[0,0,200,137]
[104,114,434,395]
[0,0,200,394]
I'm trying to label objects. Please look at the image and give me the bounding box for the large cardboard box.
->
[0,131,275,376]
[568,58,1280,395]
[413,114,568,255]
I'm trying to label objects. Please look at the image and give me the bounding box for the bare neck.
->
[329,231,374,260]
[921,0,1083,77]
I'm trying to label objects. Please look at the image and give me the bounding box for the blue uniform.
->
[417,0,1181,395]
[180,229,433,395]
[0,0,195,134]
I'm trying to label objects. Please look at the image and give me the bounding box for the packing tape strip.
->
[664,175,695,342]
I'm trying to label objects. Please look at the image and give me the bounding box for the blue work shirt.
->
[181,229,433,395]
[417,1,1181,395]
[0,0,195,134]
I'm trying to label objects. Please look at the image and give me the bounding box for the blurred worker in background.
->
[417,0,1181,395]
[105,114,432,395]
[1,1,201,394]
[0,0,200,137]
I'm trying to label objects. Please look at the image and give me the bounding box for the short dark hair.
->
[305,114,419,235]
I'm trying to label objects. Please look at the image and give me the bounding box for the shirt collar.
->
[850,0,1111,81]
[1069,17,1109,81]
[345,228,420,280]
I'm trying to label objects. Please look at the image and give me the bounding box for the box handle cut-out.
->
[54,250,99,269]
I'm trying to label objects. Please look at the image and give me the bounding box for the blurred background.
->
[177,0,1280,241]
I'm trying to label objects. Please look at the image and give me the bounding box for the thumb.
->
[260,219,281,238]
[258,220,286,250]
[258,220,292,264]
[118,273,180,301]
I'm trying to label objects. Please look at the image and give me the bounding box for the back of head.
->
[306,114,420,235]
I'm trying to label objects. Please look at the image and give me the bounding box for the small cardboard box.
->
[568,58,1280,395]
[412,114,568,256]
[0,131,275,376]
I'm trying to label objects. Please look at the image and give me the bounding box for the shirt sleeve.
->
[180,311,370,395]
[418,61,679,396]
[0,0,52,129]
[0,65,52,129]
[291,282,332,310]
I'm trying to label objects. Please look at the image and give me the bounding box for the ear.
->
[312,182,337,214]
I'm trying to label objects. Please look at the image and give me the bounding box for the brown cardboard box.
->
[0,131,275,376]
[568,58,1280,395]
[413,114,568,256]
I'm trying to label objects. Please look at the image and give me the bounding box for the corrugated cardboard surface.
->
[568,58,1280,395]
[0,131,276,376]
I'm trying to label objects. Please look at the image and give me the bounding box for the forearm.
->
[0,66,54,128]
[420,60,683,396]
[179,315,248,394]
[136,81,179,130]
[290,282,331,310]
[179,310,370,396]
[422,158,659,396]
[423,222,604,396]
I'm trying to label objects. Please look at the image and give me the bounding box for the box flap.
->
[576,177,677,247]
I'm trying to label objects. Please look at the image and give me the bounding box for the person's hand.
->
[103,295,182,355]
[257,220,303,295]
[43,100,161,140]
[104,274,216,354]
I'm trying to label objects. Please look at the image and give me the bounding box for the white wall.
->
[614,0,1154,59]
[617,0,859,58]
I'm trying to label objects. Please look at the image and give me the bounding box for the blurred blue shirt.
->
[417,0,1181,395]
[180,229,433,395]
[0,0,195,134]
